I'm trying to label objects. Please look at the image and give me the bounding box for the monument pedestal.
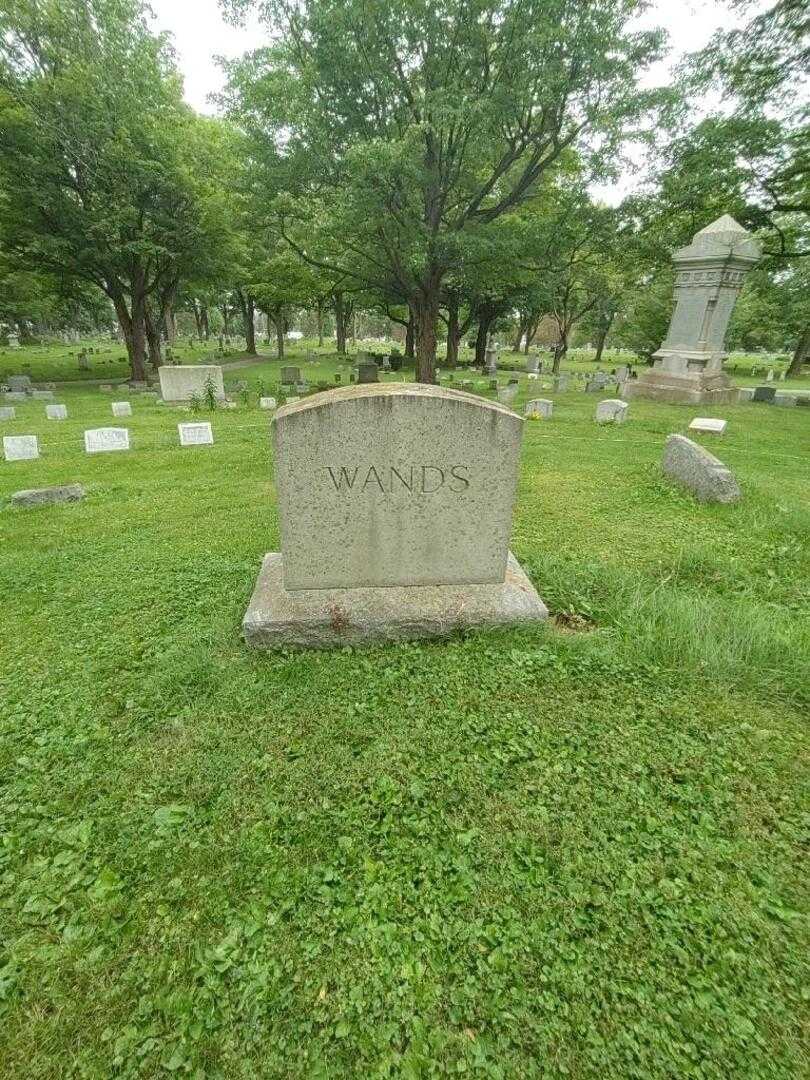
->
[625,367,740,406]
[243,551,548,649]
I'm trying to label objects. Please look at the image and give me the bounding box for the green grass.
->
[1,360,808,1077]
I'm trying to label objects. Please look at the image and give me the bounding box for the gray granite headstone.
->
[10,484,85,508]
[662,434,740,503]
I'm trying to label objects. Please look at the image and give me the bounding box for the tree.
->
[223,0,664,381]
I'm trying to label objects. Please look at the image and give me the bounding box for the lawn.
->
[1,355,808,1078]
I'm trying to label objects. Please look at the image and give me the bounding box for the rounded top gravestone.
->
[272,383,523,590]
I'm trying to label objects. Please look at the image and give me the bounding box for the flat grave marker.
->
[689,417,727,434]
[178,422,214,447]
[3,435,39,461]
[84,427,130,454]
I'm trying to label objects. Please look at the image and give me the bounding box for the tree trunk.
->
[317,300,324,347]
[164,306,176,344]
[144,305,163,370]
[200,305,210,340]
[787,325,809,378]
[594,312,615,364]
[524,316,540,353]
[405,311,415,358]
[412,290,439,383]
[236,289,257,355]
[112,292,147,382]
[334,292,347,354]
[272,305,285,360]
[191,299,202,339]
[552,326,569,375]
[513,320,526,353]
[220,304,231,337]
[445,294,459,367]
[475,317,491,367]
[351,311,356,346]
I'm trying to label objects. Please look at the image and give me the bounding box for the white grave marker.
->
[260,397,277,410]
[84,427,130,454]
[178,422,214,447]
[111,401,132,418]
[46,404,68,420]
[0,407,16,420]
[3,434,39,461]
[688,417,727,434]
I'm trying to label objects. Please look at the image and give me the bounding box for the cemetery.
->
[0,1,807,1078]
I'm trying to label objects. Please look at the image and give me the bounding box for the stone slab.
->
[0,407,16,420]
[688,417,727,434]
[158,364,225,402]
[178,421,214,446]
[259,397,277,410]
[46,404,68,420]
[10,484,85,508]
[662,434,740,504]
[525,399,553,419]
[243,551,548,649]
[84,427,130,453]
[3,392,27,403]
[3,434,39,461]
[31,390,55,400]
[111,401,132,417]
[596,399,628,423]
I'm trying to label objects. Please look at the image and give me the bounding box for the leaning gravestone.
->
[158,364,225,403]
[243,384,547,648]
[3,435,39,461]
[178,422,214,447]
[84,428,130,454]
[662,434,740,503]
[111,401,132,418]
[0,407,16,420]
[46,404,68,420]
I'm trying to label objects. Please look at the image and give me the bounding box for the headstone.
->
[78,351,90,371]
[31,391,55,401]
[357,362,379,384]
[554,375,570,392]
[3,392,27,403]
[157,364,225,403]
[7,375,31,393]
[99,384,114,392]
[595,399,629,424]
[525,399,553,419]
[526,357,540,374]
[615,364,629,382]
[46,404,68,420]
[779,370,786,381]
[528,373,538,381]
[688,417,727,434]
[7,333,20,349]
[765,369,774,382]
[178,422,214,447]
[3,435,38,461]
[662,434,740,503]
[111,401,132,418]
[0,407,16,420]
[752,386,776,404]
[295,382,308,394]
[280,366,301,386]
[243,384,548,647]
[497,385,518,406]
[484,348,497,375]
[626,215,760,405]
[10,484,85,508]
[259,397,277,410]
[84,427,130,454]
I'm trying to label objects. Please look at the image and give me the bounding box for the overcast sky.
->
[148,0,739,201]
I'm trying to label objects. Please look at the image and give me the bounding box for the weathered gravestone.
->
[0,407,16,420]
[158,364,225,403]
[3,435,39,461]
[31,391,55,401]
[526,357,540,374]
[525,399,553,419]
[3,392,27,403]
[7,375,31,393]
[662,434,741,503]
[84,428,130,454]
[178,422,214,447]
[626,215,761,405]
[7,333,20,349]
[554,374,570,392]
[11,484,85,508]
[595,399,629,424]
[280,366,301,386]
[243,384,547,648]
[111,401,132,418]
[357,362,379,384]
[688,417,727,434]
[259,397,277,410]
[46,404,67,420]
[752,386,776,404]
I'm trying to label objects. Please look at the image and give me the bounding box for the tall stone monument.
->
[626,215,761,405]
[243,384,547,648]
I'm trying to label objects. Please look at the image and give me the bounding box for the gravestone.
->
[595,399,629,424]
[7,333,20,349]
[554,375,570,392]
[3,435,38,461]
[774,393,797,408]
[31,391,55,401]
[11,484,84,508]
[389,353,403,372]
[46,404,68,420]
[259,397,277,410]
[357,362,379,384]
[615,364,629,382]
[99,384,114,392]
[3,392,27,403]
[7,375,31,393]
[0,407,16,420]
[662,434,740,503]
[779,370,786,381]
[765,369,774,382]
[738,388,755,402]
[111,401,132,418]
[158,364,225,403]
[484,348,497,375]
[243,384,547,647]
[78,351,90,371]
[178,422,214,447]
[84,427,130,454]
[526,357,540,374]
[295,382,308,394]
[497,385,518,406]
[626,215,760,405]
[528,373,538,381]
[688,417,727,434]
[525,399,553,419]
[280,366,301,386]
[752,386,776,404]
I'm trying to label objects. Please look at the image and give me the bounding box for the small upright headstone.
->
[779,370,786,381]
[595,399,629,424]
[46,404,68,420]
[178,422,214,447]
[688,417,727,434]
[259,397,277,410]
[84,427,130,454]
[31,390,55,401]
[357,363,379,384]
[765,369,774,382]
[0,407,16,420]
[78,351,90,371]
[111,401,132,418]
[554,375,570,392]
[280,366,301,386]
[3,435,39,461]
[3,392,27,403]
[8,375,32,391]
[7,333,20,349]
[526,357,540,375]
[484,348,497,375]
[525,399,553,419]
